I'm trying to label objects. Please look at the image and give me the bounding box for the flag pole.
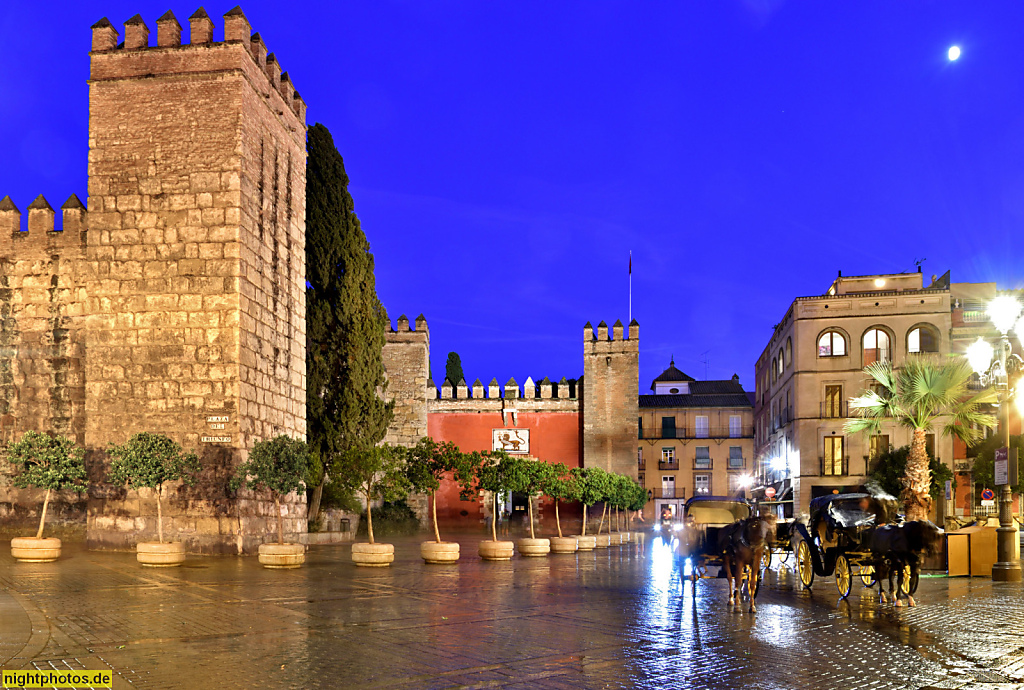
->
[628,251,632,323]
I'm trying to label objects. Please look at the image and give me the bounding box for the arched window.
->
[818,330,846,357]
[785,338,793,368]
[771,357,778,382]
[777,350,784,376]
[863,328,891,365]
[908,325,938,354]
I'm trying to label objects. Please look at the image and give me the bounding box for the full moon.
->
[948,45,961,61]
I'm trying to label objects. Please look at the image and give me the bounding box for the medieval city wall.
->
[582,320,640,478]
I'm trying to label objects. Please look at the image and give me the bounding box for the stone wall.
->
[0,9,308,554]
[582,320,639,478]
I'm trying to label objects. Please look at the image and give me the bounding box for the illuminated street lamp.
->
[968,294,1024,582]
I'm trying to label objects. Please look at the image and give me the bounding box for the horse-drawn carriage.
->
[790,492,920,599]
[678,496,772,603]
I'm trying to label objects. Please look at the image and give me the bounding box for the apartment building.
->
[753,270,957,519]
[638,360,755,521]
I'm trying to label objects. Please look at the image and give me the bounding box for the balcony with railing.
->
[639,425,754,440]
[726,456,746,470]
[820,401,847,419]
[658,460,679,471]
[650,487,682,499]
[819,455,850,476]
[693,456,712,470]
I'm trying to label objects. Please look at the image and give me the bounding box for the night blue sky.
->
[1,2,1022,391]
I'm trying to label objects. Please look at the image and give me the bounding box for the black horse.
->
[718,514,776,612]
[868,520,942,607]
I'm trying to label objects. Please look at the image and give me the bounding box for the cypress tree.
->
[305,123,393,523]
[444,352,465,388]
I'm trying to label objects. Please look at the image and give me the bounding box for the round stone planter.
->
[621,532,632,543]
[576,535,597,551]
[11,537,61,563]
[608,533,623,545]
[421,541,460,564]
[478,540,515,561]
[137,541,186,567]
[352,542,394,567]
[595,534,612,548]
[549,536,578,554]
[517,537,551,557]
[258,543,305,569]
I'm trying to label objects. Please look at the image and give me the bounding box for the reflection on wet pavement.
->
[1,532,1023,689]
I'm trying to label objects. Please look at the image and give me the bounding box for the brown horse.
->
[719,514,776,612]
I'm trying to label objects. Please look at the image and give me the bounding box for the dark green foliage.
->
[8,431,87,493]
[540,463,579,503]
[305,123,393,497]
[319,479,362,514]
[332,444,411,543]
[444,352,465,388]
[356,500,421,538]
[868,445,954,505]
[405,437,466,494]
[230,435,309,498]
[107,432,200,491]
[626,480,648,512]
[571,466,612,506]
[969,434,1023,494]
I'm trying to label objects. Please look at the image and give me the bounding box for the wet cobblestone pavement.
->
[3,533,1024,689]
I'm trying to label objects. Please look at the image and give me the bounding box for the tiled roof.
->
[640,379,752,409]
[651,359,695,385]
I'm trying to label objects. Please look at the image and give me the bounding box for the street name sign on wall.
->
[492,429,529,454]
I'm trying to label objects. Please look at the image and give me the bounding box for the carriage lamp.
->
[968,294,1024,582]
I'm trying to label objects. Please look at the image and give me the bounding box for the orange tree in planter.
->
[539,463,578,538]
[333,443,410,545]
[107,432,201,544]
[406,437,471,544]
[7,431,87,540]
[230,435,309,545]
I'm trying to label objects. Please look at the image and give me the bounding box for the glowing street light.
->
[948,45,961,61]
[968,294,1024,582]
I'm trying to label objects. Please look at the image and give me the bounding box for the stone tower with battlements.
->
[0,7,308,554]
[582,319,639,478]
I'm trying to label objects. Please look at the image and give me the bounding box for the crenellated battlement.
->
[430,374,578,401]
[0,194,88,251]
[89,6,306,125]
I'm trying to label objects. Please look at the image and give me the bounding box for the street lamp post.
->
[967,294,1024,582]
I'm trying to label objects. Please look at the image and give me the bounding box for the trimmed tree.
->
[230,435,309,545]
[305,123,393,525]
[571,467,608,536]
[335,444,410,545]
[107,432,201,544]
[846,358,996,521]
[406,437,469,543]
[505,457,556,540]
[7,431,87,540]
[626,480,648,529]
[444,352,465,390]
[477,450,516,542]
[540,463,578,538]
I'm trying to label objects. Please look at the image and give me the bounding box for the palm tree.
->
[845,358,996,521]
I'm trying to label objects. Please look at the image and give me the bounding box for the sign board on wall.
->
[493,429,529,454]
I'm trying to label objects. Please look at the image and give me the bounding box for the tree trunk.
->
[275,495,285,545]
[582,504,588,536]
[35,488,51,540]
[491,492,498,542]
[432,490,441,543]
[308,480,324,530]
[157,488,164,544]
[528,495,536,539]
[597,503,607,534]
[555,499,562,538]
[904,428,932,522]
[365,490,375,545]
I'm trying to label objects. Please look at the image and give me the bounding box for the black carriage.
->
[790,493,917,598]
[679,496,766,596]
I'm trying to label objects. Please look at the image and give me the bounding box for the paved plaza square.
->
[3,533,1024,689]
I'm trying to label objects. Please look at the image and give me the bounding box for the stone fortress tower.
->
[0,7,308,554]
[583,319,640,478]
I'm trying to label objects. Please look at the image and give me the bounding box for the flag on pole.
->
[629,252,631,275]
